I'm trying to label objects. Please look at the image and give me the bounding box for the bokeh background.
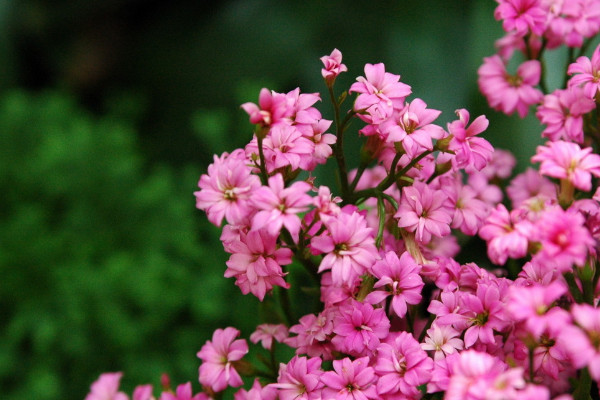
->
[1,1,548,399]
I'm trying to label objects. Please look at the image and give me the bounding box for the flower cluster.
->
[87,7,600,398]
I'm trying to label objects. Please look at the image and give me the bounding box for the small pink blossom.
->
[234,379,277,400]
[495,0,547,37]
[421,324,464,361]
[250,324,288,350]
[159,382,206,400]
[241,88,293,127]
[349,63,412,124]
[197,327,249,393]
[536,87,595,143]
[507,167,557,208]
[560,304,600,380]
[271,356,324,400]
[532,140,600,192]
[286,309,335,360]
[478,55,543,118]
[448,108,493,172]
[132,386,153,400]
[320,357,378,400]
[568,43,600,99]
[395,181,453,244]
[86,372,129,400]
[321,48,347,84]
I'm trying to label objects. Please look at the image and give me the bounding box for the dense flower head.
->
[197,327,249,393]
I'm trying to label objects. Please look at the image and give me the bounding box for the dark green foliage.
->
[0,91,258,400]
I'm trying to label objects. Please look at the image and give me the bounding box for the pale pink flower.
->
[251,174,312,242]
[271,356,324,400]
[224,228,292,301]
[86,372,128,400]
[250,324,288,350]
[311,210,378,286]
[364,251,424,318]
[507,167,557,208]
[379,98,446,155]
[320,357,378,400]
[536,87,595,143]
[447,108,493,172]
[479,148,517,180]
[441,174,490,236]
[234,379,277,400]
[321,48,347,84]
[375,331,434,398]
[331,299,390,356]
[241,88,293,127]
[568,44,600,99]
[159,382,206,400]
[478,55,543,118]
[195,149,260,227]
[479,204,533,265]
[421,324,464,361]
[349,63,412,124]
[197,327,249,393]
[532,140,600,192]
[495,0,547,36]
[395,181,453,244]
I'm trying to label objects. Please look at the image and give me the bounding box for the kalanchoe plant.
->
[87,2,600,398]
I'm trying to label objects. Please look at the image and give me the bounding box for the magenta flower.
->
[331,299,390,356]
[321,48,347,84]
[478,55,543,118]
[506,167,557,208]
[568,43,600,99]
[197,327,249,393]
[271,356,324,400]
[251,124,315,173]
[447,108,493,172]
[532,140,600,192]
[286,309,335,360]
[349,63,412,124]
[85,372,128,400]
[159,382,206,400]
[375,331,434,398]
[251,174,313,242]
[494,0,546,37]
[395,180,453,244]
[195,149,260,227]
[241,88,293,127]
[546,0,600,48]
[132,385,153,400]
[320,357,378,400]
[224,228,292,301]
[561,304,600,380]
[536,87,595,143]
[364,251,424,318]
[311,210,378,286]
[234,379,277,400]
[442,174,490,236]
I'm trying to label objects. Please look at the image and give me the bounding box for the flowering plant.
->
[87,1,600,399]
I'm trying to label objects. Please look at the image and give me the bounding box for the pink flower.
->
[532,207,595,271]
[447,109,493,172]
[536,87,595,143]
[255,124,316,173]
[379,98,445,155]
[395,181,453,244]
[479,204,533,265]
[375,332,434,398]
[532,140,600,192]
[224,228,292,301]
[560,304,600,380]
[349,63,412,124]
[494,0,547,37]
[331,299,390,356]
[250,324,288,350]
[364,251,424,318]
[132,385,153,400]
[479,148,516,180]
[311,210,378,286]
[421,324,464,361]
[159,382,206,400]
[321,48,347,84]
[234,379,277,400]
[568,43,600,99]
[271,356,324,400]
[478,55,543,118]
[241,88,293,127]
[86,372,128,400]
[197,327,249,393]
[546,0,600,48]
[506,168,557,208]
[320,357,378,400]
[441,174,490,236]
[195,149,260,227]
[251,174,313,242]
[286,309,335,360]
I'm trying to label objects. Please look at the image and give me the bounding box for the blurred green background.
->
[0,0,548,399]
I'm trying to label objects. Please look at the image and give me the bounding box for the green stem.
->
[573,367,592,400]
[528,346,535,383]
[256,133,269,185]
[328,86,352,199]
[375,196,387,249]
[277,285,294,326]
